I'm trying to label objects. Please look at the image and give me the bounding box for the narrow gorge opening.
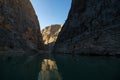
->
[30,0,72,52]
[0,0,120,80]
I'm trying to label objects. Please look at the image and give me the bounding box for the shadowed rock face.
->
[54,0,120,55]
[0,0,44,51]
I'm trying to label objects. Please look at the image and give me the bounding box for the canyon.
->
[0,0,120,80]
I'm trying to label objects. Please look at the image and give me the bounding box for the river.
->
[0,53,120,80]
[53,54,120,80]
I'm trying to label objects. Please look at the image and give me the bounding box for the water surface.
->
[53,54,120,80]
[0,53,120,80]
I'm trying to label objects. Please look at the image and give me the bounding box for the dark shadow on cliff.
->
[53,0,120,55]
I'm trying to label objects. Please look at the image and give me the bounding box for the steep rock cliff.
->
[42,24,62,50]
[0,0,44,51]
[42,24,62,44]
[54,0,120,55]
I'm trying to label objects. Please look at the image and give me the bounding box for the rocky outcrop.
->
[54,0,120,55]
[42,24,62,44]
[42,24,62,50]
[0,0,44,52]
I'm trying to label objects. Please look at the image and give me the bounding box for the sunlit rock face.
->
[42,24,62,50]
[0,0,44,51]
[54,0,120,55]
[38,59,62,80]
[42,24,63,44]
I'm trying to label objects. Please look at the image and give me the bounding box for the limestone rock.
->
[54,0,120,55]
[42,24,62,50]
[0,0,44,52]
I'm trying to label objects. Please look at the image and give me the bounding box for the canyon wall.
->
[42,24,62,44]
[42,24,62,50]
[54,0,120,55]
[0,0,44,52]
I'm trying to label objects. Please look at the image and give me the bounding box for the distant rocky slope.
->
[42,24,62,50]
[54,0,120,55]
[0,0,44,52]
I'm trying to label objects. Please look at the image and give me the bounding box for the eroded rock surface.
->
[54,0,120,55]
[0,0,44,52]
[42,24,62,51]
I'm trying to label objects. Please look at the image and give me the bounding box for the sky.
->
[30,0,72,30]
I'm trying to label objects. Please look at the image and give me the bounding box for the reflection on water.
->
[1,53,120,80]
[38,59,62,80]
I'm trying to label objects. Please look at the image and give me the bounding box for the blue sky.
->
[30,0,71,30]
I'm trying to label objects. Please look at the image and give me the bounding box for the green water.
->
[53,54,120,80]
[38,54,120,80]
[0,53,120,80]
[0,55,41,80]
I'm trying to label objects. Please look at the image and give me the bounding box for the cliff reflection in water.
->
[39,59,62,80]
